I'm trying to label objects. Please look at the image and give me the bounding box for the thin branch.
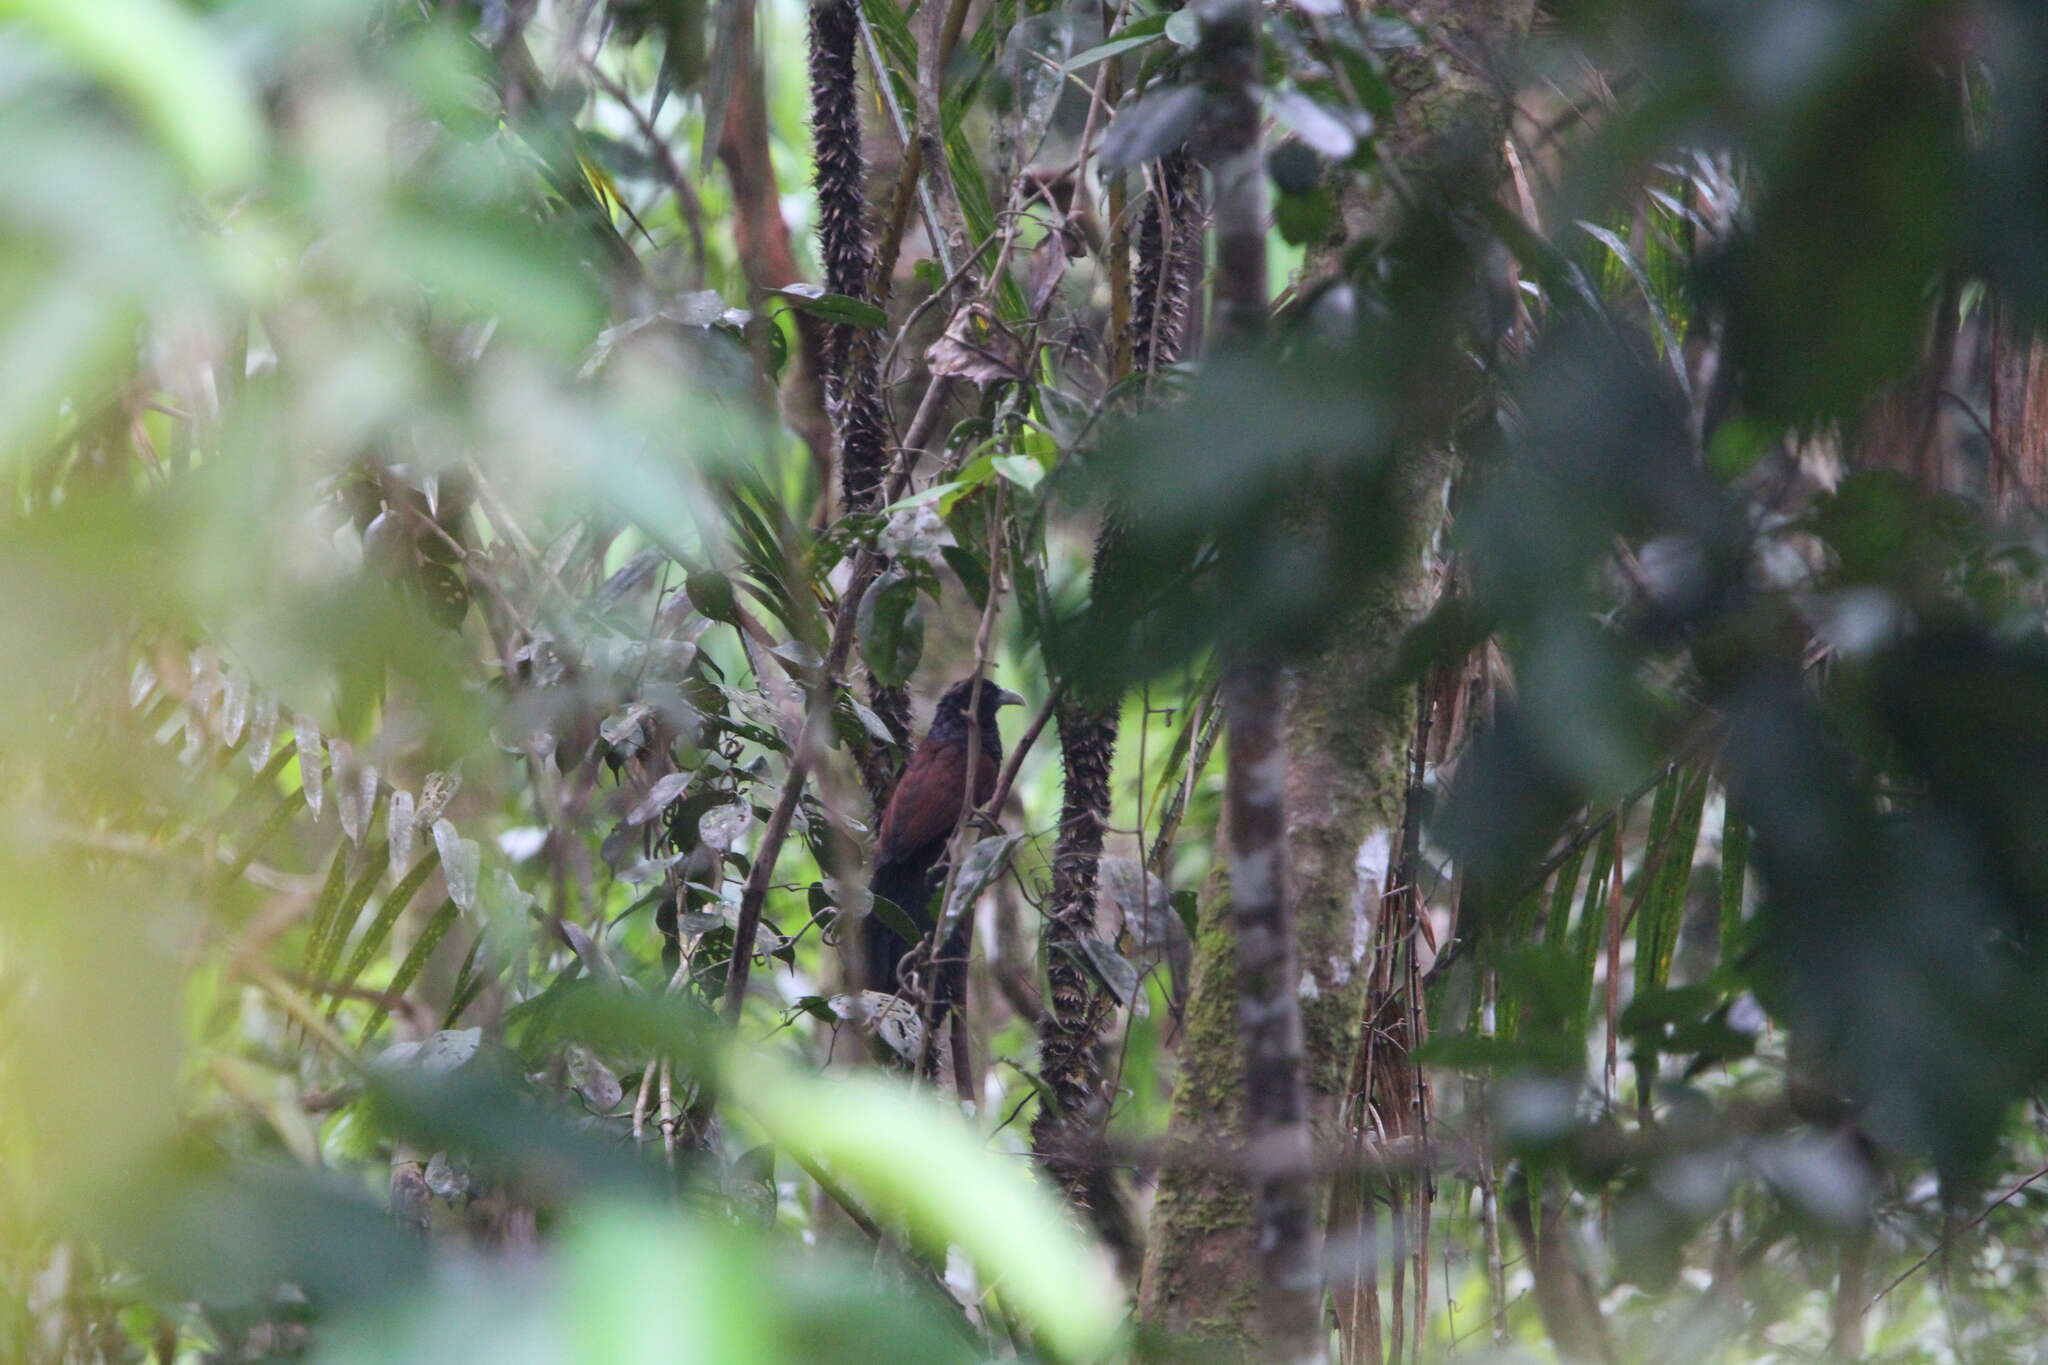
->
[983,690,1058,823]
[1866,1163,2048,1311]
[720,456,926,1021]
[584,64,708,275]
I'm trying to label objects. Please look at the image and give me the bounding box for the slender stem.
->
[585,64,708,274]
[720,453,928,1021]
[983,691,1058,822]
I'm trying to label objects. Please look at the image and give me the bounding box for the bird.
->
[865,677,1024,1009]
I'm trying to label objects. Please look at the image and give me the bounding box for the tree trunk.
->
[807,0,890,516]
[716,0,833,485]
[1138,0,1533,1354]
[1990,300,2048,514]
[1029,690,1130,1254]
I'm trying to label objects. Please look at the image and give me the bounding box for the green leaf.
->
[1275,187,1336,246]
[686,568,741,624]
[1543,846,1587,947]
[696,0,746,176]
[1631,772,1679,996]
[1619,982,1720,1035]
[1075,938,1139,1006]
[1060,13,1167,73]
[881,481,969,512]
[858,0,919,84]
[1571,828,1615,1038]
[1578,221,1690,403]
[856,567,926,690]
[937,834,1024,937]
[312,840,395,993]
[442,931,492,1030]
[327,850,444,1019]
[1413,1031,1578,1073]
[216,788,308,892]
[300,843,355,986]
[941,545,989,609]
[1270,88,1359,161]
[1100,84,1205,170]
[869,894,925,944]
[215,744,297,834]
[1,0,265,188]
[1641,769,1709,994]
[991,455,1044,491]
[726,1054,1122,1359]
[768,284,889,330]
[360,899,461,1045]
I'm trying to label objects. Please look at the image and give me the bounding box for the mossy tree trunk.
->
[1137,0,1534,1354]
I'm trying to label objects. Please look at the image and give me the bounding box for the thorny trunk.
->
[1028,688,1131,1257]
[806,0,889,515]
[1030,84,1202,1262]
[1130,151,1202,379]
[808,0,911,800]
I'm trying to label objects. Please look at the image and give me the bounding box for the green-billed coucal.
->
[866,678,1023,1006]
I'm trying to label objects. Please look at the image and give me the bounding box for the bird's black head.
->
[929,678,1024,749]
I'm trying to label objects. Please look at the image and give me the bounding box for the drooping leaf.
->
[1099,84,1205,170]
[361,899,461,1045]
[856,567,925,690]
[768,284,889,330]
[327,849,444,1020]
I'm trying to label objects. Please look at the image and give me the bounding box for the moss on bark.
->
[1136,0,1534,1350]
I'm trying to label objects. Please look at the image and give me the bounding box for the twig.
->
[585,64,708,275]
[856,5,955,284]
[1867,1163,2048,1310]
[982,690,1058,823]
[878,227,1003,386]
[917,484,1010,1075]
[1145,678,1223,876]
[909,0,975,277]
[462,457,581,611]
[720,455,926,1021]
[900,374,957,457]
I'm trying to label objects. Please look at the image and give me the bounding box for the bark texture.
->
[1990,300,2048,514]
[807,0,890,513]
[1131,150,1202,375]
[1851,279,1969,494]
[1032,136,1201,1270]
[1223,664,1326,1363]
[1138,0,1533,1355]
[1139,451,1452,1356]
[1140,0,1326,1359]
[716,0,833,481]
[809,0,911,804]
[1028,689,1128,1246]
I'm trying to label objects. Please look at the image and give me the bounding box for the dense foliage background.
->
[9,0,2048,1361]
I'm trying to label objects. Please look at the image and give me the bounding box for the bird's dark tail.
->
[866,855,933,995]
[865,851,967,1012]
